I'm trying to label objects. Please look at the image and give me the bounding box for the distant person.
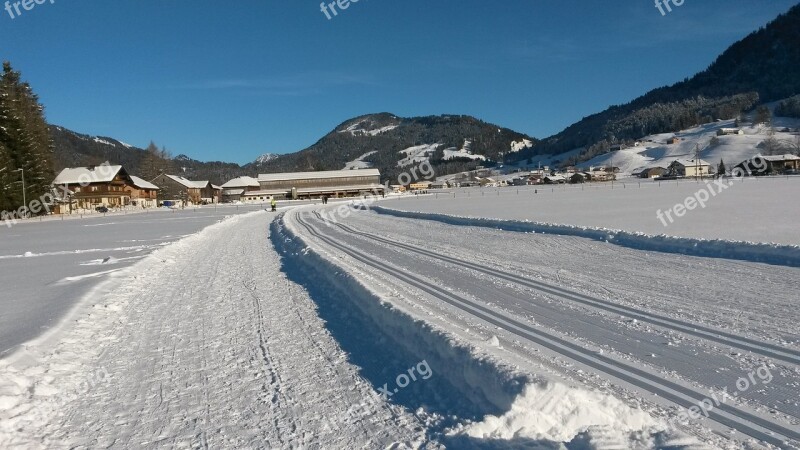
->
[270,197,277,212]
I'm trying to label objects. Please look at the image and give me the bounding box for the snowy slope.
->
[397,144,440,167]
[582,117,800,176]
[344,151,377,170]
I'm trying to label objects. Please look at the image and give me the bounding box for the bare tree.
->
[759,127,783,155]
[787,134,800,156]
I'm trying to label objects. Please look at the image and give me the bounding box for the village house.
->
[220,176,260,203]
[639,167,669,179]
[570,173,587,184]
[127,176,160,208]
[735,154,800,175]
[152,174,220,205]
[667,137,682,145]
[52,165,134,210]
[544,174,567,184]
[717,128,745,136]
[585,166,617,182]
[409,181,433,191]
[668,159,712,178]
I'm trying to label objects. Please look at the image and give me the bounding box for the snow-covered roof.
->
[671,159,711,167]
[760,154,800,162]
[295,184,385,194]
[165,175,209,189]
[129,176,159,190]
[223,189,245,196]
[53,165,124,185]
[221,176,260,189]
[258,169,380,182]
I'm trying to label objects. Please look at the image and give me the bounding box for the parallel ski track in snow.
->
[315,212,800,367]
[292,211,800,448]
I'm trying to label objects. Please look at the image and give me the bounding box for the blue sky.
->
[1,0,797,164]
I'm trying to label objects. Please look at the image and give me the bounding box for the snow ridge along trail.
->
[371,206,800,268]
[0,212,425,449]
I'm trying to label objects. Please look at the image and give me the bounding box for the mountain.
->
[249,113,537,182]
[50,126,242,184]
[528,3,800,165]
[50,113,535,184]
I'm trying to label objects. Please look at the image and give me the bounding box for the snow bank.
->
[373,206,800,268]
[450,382,659,444]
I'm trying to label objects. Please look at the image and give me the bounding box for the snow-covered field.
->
[0,204,267,356]
[385,179,800,246]
[1,186,798,449]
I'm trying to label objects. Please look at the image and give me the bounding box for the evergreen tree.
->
[717,159,726,176]
[0,61,54,214]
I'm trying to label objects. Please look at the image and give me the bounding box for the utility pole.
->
[694,144,701,181]
[16,168,26,217]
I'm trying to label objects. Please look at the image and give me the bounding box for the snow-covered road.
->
[284,204,800,448]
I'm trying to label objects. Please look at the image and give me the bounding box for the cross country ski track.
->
[288,208,800,449]
[315,212,800,368]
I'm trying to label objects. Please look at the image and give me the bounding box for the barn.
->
[257,169,384,199]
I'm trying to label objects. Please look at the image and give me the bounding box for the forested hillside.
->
[251,113,536,182]
[528,4,800,163]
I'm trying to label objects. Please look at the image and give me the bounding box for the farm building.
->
[220,176,261,202]
[257,169,384,199]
